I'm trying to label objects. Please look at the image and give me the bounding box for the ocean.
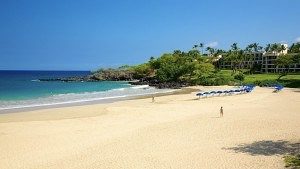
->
[0,70,173,111]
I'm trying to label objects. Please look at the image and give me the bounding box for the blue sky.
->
[1,0,300,70]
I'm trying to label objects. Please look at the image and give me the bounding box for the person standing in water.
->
[220,106,223,117]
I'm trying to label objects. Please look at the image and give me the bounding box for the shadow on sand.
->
[224,140,300,156]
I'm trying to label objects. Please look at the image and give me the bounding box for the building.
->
[217,52,263,72]
[217,44,300,73]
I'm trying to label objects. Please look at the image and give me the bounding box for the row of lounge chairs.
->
[196,85,255,99]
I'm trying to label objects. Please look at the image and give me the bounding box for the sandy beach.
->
[0,86,299,169]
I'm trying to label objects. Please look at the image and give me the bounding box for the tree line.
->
[94,42,300,85]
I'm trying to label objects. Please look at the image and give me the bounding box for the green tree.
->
[246,43,263,52]
[265,44,271,52]
[288,43,300,53]
[244,43,263,74]
[132,63,152,79]
[193,43,204,54]
[206,47,215,56]
[268,43,286,54]
[199,43,204,54]
[275,54,294,80]
[227,43,245,74]
[153,53,186,82]
[190,62,215,85]
[292,53,300,63]
[192,44,198,50]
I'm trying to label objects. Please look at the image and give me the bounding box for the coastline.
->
[0,86,299,168]
[0,87,198,115]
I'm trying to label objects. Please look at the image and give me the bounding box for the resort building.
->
[217,44,300,73]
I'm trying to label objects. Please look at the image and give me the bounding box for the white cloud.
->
[295,37,300,42]
[280,40,287,43]
[206,41,218,48]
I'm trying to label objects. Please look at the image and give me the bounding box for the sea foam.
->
[0,85,175,110]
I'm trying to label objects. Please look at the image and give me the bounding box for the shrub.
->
[195,74,231,86]
[132,63,152,79]
[278,79,300,88]
[253,80,281,87]
[234,73,245,81]
[284,154,300,168]
[214,76,230,85]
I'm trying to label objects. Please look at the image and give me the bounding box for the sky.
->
[0,0,300,70]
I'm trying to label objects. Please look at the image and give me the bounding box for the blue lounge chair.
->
[243,85,255,93]
[240,88,246,93]
[196,92,204,99]
[210,91,217,96]
[196,92,204,96]
[203,92,210,97]
[245,88,251,93]
[223,90,230,96]
[234,89,241,93]
[229,90,235,95]
[216,91,223,96]
[274,85,283,92]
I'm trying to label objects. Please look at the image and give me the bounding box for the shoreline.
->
[0,87,198,115]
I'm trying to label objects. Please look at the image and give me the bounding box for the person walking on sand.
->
[152,96,155,102]
[220,106,223,117]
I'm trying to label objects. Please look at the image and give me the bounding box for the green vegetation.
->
[93,42,300,88]
[245,73,300,88]
[288,43,300,53]
[219,70,300,88]
[234,72,245,81]
[275,53,300,80]
[136,50,226,85]
[284,154,300,168]
[91,68,134,81]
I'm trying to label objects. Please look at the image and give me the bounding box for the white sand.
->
[0,86,299,169]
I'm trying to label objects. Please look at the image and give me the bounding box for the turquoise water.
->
[0,70,173,110]
[0,70,129,100]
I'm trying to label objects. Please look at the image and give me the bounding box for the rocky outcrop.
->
[38,69,188,89]
[39,76,97,82]
[90,69,134,81]
[39,69,135,82]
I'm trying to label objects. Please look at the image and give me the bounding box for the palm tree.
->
[246,43,263,52]
[279,44,286,54]
[206,47,215,56]
[275,54,293,79]
[199,43,204,54]
[245,43,263,74]
[251,43,262,52]
[267,43,285,54]
[231,43,238,51]
[265,44,271,53]
[257,45,263,51]
[270,43,282,53]
[227,43,246,73]
[289,42,300,53]
[193,44,198,50]
[188,50,201,59]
